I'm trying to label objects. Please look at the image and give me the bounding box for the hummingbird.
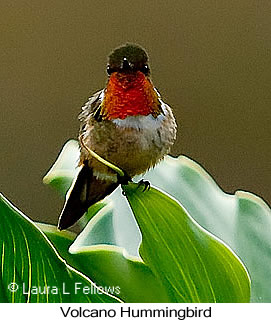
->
[58,43,177,230]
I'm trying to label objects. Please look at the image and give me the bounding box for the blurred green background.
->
[0,0,270,226]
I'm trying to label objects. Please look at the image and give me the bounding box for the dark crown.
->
[107,43,150,75]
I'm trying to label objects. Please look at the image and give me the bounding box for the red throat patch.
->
[101,71,160,120]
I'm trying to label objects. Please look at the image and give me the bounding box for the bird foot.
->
[117,171,132,185]
[137,179,151,192]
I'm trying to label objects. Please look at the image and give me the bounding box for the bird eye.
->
[107,65,114,75]
[141,64,150,75]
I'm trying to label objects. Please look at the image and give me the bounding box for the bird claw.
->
[137,179,151,192]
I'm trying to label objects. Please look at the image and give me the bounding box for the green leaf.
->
[0,194,120,303]
[143,156,271,302]
[43,143,251,303]
[122,183,250,302]
[43,139,80,196]
[35,223,79,269]
[38,204,169,302]
[69,247,170,303]
[68,203,170,302]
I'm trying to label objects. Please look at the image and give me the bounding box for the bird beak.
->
[121,57,132,71]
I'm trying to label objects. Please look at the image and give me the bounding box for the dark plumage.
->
[107,43,150,75]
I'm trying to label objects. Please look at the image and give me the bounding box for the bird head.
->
[101,44,160,120]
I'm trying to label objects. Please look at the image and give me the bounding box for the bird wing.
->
[79,89,104,131]
[57,163,118,230]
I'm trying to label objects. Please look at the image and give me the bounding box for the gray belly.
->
[81,105,177,177]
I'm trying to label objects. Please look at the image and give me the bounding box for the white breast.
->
[112,99,168,130]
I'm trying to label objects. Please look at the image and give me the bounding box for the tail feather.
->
[58,164,118,230]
